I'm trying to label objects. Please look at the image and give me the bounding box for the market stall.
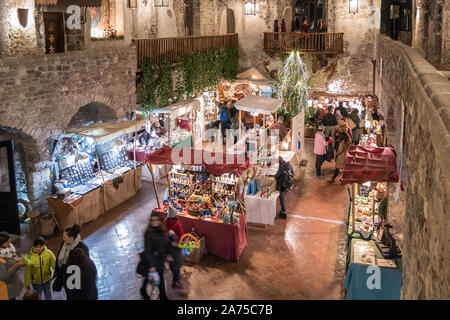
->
[47,120,144,230]
[144,146,251,261]
[341,144,402,300]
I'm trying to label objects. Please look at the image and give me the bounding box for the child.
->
[165,207,184,289]
[24,237,56,300]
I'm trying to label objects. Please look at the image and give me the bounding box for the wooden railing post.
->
[262,32,343,55]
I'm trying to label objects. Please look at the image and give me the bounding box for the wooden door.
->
[0,140,20,234]
[44,12,65,54]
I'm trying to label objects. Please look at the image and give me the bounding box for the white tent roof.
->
[152,99,200,118]
[66,120,146,145]
[235,67,273,87]
[234,95,283,115]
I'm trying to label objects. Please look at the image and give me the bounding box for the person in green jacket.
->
[24,237,56,300]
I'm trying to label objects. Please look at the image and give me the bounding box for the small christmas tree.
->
[275,51,310,124]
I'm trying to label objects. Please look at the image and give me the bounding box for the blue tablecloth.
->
[344,263,402,300]
[171,136,193,149]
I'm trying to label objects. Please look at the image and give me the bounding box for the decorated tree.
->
[275,51,310,124]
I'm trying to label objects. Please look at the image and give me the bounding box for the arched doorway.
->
[284,7,293,28]
[294,0,325,32]
[219,8,235,34]
[67,102,118,129]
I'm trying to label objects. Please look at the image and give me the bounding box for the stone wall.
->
[376,34,450,299]
[0,46,136,212]
[0,0,40,57]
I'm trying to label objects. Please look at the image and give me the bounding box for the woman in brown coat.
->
[328,132,351,183]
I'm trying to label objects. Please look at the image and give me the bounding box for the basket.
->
[180,236,206,264]
[186,194,211,217]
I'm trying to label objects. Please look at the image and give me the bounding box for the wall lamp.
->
[349,0,359,14]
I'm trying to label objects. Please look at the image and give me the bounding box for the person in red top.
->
[165,207,184,289]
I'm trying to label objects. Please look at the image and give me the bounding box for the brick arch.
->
[62,94,126,130]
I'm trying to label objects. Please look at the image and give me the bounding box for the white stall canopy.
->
[234,95,283,115]
[235,67,273,87]
[66,120,146,145]
[152,99,200,118]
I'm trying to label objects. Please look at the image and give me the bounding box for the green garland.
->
[156,60,173,108]
[140,56,158,115]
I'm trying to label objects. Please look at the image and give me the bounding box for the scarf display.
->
[57,234,81,267]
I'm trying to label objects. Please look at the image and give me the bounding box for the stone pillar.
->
[27,166,52,213]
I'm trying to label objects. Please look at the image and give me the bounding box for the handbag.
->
[136,252,148,277]
[52,271,63,292]
[325,143,334,162]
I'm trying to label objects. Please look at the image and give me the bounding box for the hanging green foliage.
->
[275,51,311,124]
[156,60,173,108]
[140,56,158,116]
[141,46,239,110]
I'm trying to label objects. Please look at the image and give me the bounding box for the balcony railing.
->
[264,32,344,54]
[132,33,238,70]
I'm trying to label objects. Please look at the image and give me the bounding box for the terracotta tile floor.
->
[13,138,349,300]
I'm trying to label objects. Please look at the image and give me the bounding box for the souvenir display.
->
[353,240,376,265]
[100,147,128,171]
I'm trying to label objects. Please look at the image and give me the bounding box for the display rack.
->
[60,159,95,188]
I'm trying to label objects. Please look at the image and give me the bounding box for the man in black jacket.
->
[274,157,294,219]
[334,102,348,118]
[322,105,338,146]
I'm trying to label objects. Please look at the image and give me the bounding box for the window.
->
[90,0,124,39]
[294,0,324,32]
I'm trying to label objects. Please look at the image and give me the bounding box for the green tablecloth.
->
[171,136,193,149]
[344,263,402,300]
[345,238,403,300]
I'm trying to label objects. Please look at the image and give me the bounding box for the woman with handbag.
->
[328,132,351,184]
[64,248,98,300]
[141,212,169,300]
[53,224,90,295]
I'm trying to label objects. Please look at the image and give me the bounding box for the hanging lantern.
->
[244,0,256,16]
[17,8,29,28]
[154,0,169,7]
[349,0,358,14]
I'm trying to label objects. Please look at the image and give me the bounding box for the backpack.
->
[282,164,295,190]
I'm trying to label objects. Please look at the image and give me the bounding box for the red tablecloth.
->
[152,208,247,262]
[128,149,151,162]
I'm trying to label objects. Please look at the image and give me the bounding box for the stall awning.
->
[152,99,200,118]
[235,67,273,87]
[234,95,282,115]
[341,145,399,185]
[66,120,146,145]
[144,146,251,177]
[36,0,101,7]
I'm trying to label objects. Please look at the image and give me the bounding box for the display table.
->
[128,150,168,180]
[345,238,402,300]
[48,166,142,230]
[152,208,247,262]
[244,192,279,225]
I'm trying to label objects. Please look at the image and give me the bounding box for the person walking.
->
[219,101,232,144]
[54,224,89,295]
[0,232,26,300]
[349,108,360,144]
[314,125,331,179]
[141,211,169,300]
[322,105,338,146]
[64,248,98,300]
[328,132,351,183]
[24,237,56,300]
[165,207,184,290]
[334,102,348,118]
[274,156,294,219]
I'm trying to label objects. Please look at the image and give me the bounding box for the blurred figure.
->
[274,156,294,219]
[335,102,348,118]
[349,108,361,144]
[23,290,40,300]
[24,237,56,300]
[322,106,338,146]
[142,211,169,300]
[270,116,288,142]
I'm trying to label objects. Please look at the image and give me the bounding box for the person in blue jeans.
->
[24,237,56,300]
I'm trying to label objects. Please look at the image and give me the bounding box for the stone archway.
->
[0,127,44,213]
[67,102,118,129]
